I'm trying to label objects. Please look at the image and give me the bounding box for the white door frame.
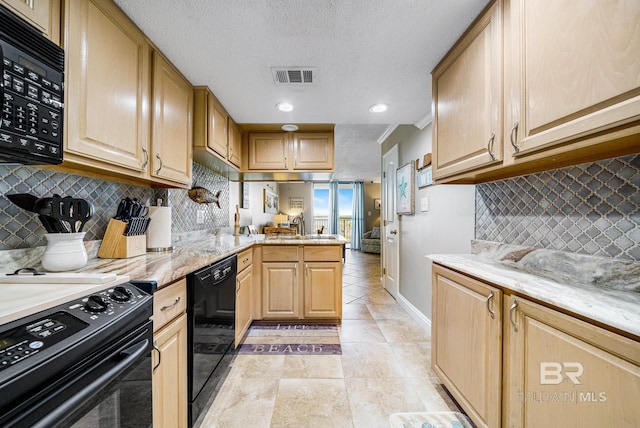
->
[382,145,399,299]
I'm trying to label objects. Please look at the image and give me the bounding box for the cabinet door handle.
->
[305,263,309,277]
[487,132,496,161]
[294,264,297,278]
[141,147,149,171]
[486,290,495,319]
[509,299,519,332]
[152,340,161,373]
[509,121,520,153]
[155,153,163,174]
[284,156,288,169]
[160,296,180,311]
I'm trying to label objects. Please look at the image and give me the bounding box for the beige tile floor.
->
[198,249,462,428]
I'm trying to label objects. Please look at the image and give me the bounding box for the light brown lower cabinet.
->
[260,245,342,320]
[432,264,502,428]
[262,261,300,319]
[152,279,188,428]
[235,265,253,347]
[504,296,640,428]
[432,264,640,428]
[303,261,342,318]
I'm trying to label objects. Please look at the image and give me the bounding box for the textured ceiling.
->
[113,0,489,181]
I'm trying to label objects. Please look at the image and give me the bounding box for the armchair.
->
[361,226,381,254]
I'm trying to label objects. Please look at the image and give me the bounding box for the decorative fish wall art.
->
[188,185,221,208]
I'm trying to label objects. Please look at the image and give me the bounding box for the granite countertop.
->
[427,240,640,339]
[0,233,347,324]
[2,233,347,289]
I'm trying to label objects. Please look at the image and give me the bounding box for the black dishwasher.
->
[187,254,237,427]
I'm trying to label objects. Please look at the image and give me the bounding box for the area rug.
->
[237,343,342,355]
[250,322,338,331]
[389,411,473,428]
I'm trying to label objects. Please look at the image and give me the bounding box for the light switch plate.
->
[196,209,205,224]
[420,197,429,212]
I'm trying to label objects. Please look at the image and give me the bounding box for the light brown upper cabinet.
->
[151,51,193,186]
[292,133,335,170]
[65,0,151,179]
[504,0,640,161]
[432,0,503,181]
[247,132,334,171]
[227,117,242,168]
[247,132,289,170]
[432,0,640,183]
[193,86,241,170]
[1,0,61,44]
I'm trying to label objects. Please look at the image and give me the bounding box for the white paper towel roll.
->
[147,206,172,250]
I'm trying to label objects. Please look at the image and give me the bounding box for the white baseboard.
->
[397,293,432,335]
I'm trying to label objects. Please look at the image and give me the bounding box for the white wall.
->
[277,182,314,234]
[382,123,475,321]
[229,181,279,233]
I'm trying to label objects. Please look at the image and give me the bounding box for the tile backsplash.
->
[0,162,229,250]
[476,154,640,261]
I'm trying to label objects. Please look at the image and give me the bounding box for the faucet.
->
[291,213,305,236]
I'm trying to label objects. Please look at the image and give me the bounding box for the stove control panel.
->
[0,283,148,373]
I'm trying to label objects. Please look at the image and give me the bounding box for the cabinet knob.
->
[509,121,520,153]
[487,132,496,161]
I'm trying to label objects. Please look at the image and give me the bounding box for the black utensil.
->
[6,193,39,212]
[50,196,94,233]
[7,193,63,233]
[77,200,94,232]
[35,195,69,233]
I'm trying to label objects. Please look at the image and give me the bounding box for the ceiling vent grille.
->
[271,67,316,85]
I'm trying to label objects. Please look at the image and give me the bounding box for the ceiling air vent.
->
[271,67,316,85]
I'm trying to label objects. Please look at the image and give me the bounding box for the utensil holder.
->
[98,219,146,259]
[41,232,88,271]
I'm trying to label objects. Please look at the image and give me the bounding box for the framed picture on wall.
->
[263,187,278,214]
[374,198,381,210]
[289,197,304,210]
[417,166,433,188]
[396,161,415,215]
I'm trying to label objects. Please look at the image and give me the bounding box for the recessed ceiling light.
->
[281,124,299,131]
[276,102,294,112]
[369,103,388,113]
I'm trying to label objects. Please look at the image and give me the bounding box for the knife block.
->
[98,219,146,259]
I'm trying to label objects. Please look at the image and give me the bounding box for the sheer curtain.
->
[328,181,340,235]
[351,181,364,249]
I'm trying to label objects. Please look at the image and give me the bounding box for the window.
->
[313,183,353,240]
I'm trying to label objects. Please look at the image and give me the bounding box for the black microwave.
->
[0,5,64,165]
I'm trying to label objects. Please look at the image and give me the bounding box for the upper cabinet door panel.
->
[151,52,192,185]
[207,93,228,158]
[509,0,640,156]
[432,1,503,180]
[248,133,288,170]
[1,0,60,44]
[292,133,334,170]
[227,117,241,168]
[65,0,149,172]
